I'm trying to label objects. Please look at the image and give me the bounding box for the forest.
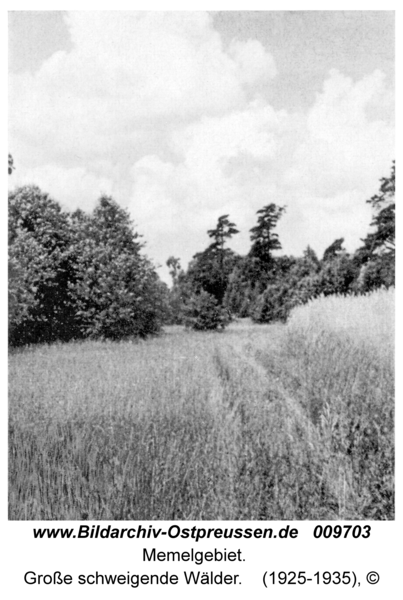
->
[8,160,395,345]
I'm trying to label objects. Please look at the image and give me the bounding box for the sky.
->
[8,11,395,284]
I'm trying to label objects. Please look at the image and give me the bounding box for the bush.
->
[355,256,395,293]
[184,291,231,331]
[251,282,293,324]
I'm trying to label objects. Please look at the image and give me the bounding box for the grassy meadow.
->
[9,288,394,520]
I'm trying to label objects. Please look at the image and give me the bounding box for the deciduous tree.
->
[8,185,78,345]
[70,196,165,339]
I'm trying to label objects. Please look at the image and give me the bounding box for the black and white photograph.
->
[8,9,394,525]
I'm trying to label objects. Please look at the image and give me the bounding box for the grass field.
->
[9,288,394,520]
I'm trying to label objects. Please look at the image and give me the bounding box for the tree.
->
[363,162,395,257]
[223,257,255,316]
[354,162,395,290]
[251,281,293,324]
[368,161,395,208]
[184,290,231,331]
[186,215,239,305]
[276,247,321,308]
[240,203,287,300]
[317,254,358,296]
[355,256,395,293]
[207,215,239,258]
[249,203,286,263]
[322,238,345,262]
[167,256,182,285]
[303,245,320,268]
[178,215,239,330]
[8,185,79,345]
[8,154,15,175]
[9,189,168,346]
[166,256,187,324]
[223,205,288,319]
[70,196,165,339]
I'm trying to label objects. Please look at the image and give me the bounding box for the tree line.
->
[9,187,167,345]
[166,162,395,329]
[8,161,394,344]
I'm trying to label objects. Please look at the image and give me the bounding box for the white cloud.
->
[277,190,373,262]
[9,12,276,166]
[274,68,394,258]
[8,12,394,283]
[229,39,277,85]
[286,69,394,199]
[9,165,114,212]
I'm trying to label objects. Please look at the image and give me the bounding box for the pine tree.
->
[354,162,395,291]
[249,204,286,263]
[188,215,239,304]
[322,238,345,262]
[363,161,395,257]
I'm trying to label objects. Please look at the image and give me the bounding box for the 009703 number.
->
[313,525,371,538]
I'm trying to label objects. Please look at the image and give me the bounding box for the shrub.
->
[355,256,395,293]
[251,282,293,323]
[184,291,231,331]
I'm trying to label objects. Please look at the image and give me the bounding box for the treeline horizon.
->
[166,161,395,329]
[8,160,395,344]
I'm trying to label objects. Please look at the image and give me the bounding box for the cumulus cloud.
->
[277,68,394,259]
[11,165,114,212]
[9,10,279,277]
[229,39,277,85]
[8,12,394,282]
[286,69,394,199]
[9,11,276,166]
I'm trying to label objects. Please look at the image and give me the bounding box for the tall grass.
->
[288,288,394,356]
[261,287,394,518]
[9,290,394,520]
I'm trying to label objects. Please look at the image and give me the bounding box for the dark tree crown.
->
[249,203,286,262]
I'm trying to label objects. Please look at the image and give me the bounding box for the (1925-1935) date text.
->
[264,571,377,588]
